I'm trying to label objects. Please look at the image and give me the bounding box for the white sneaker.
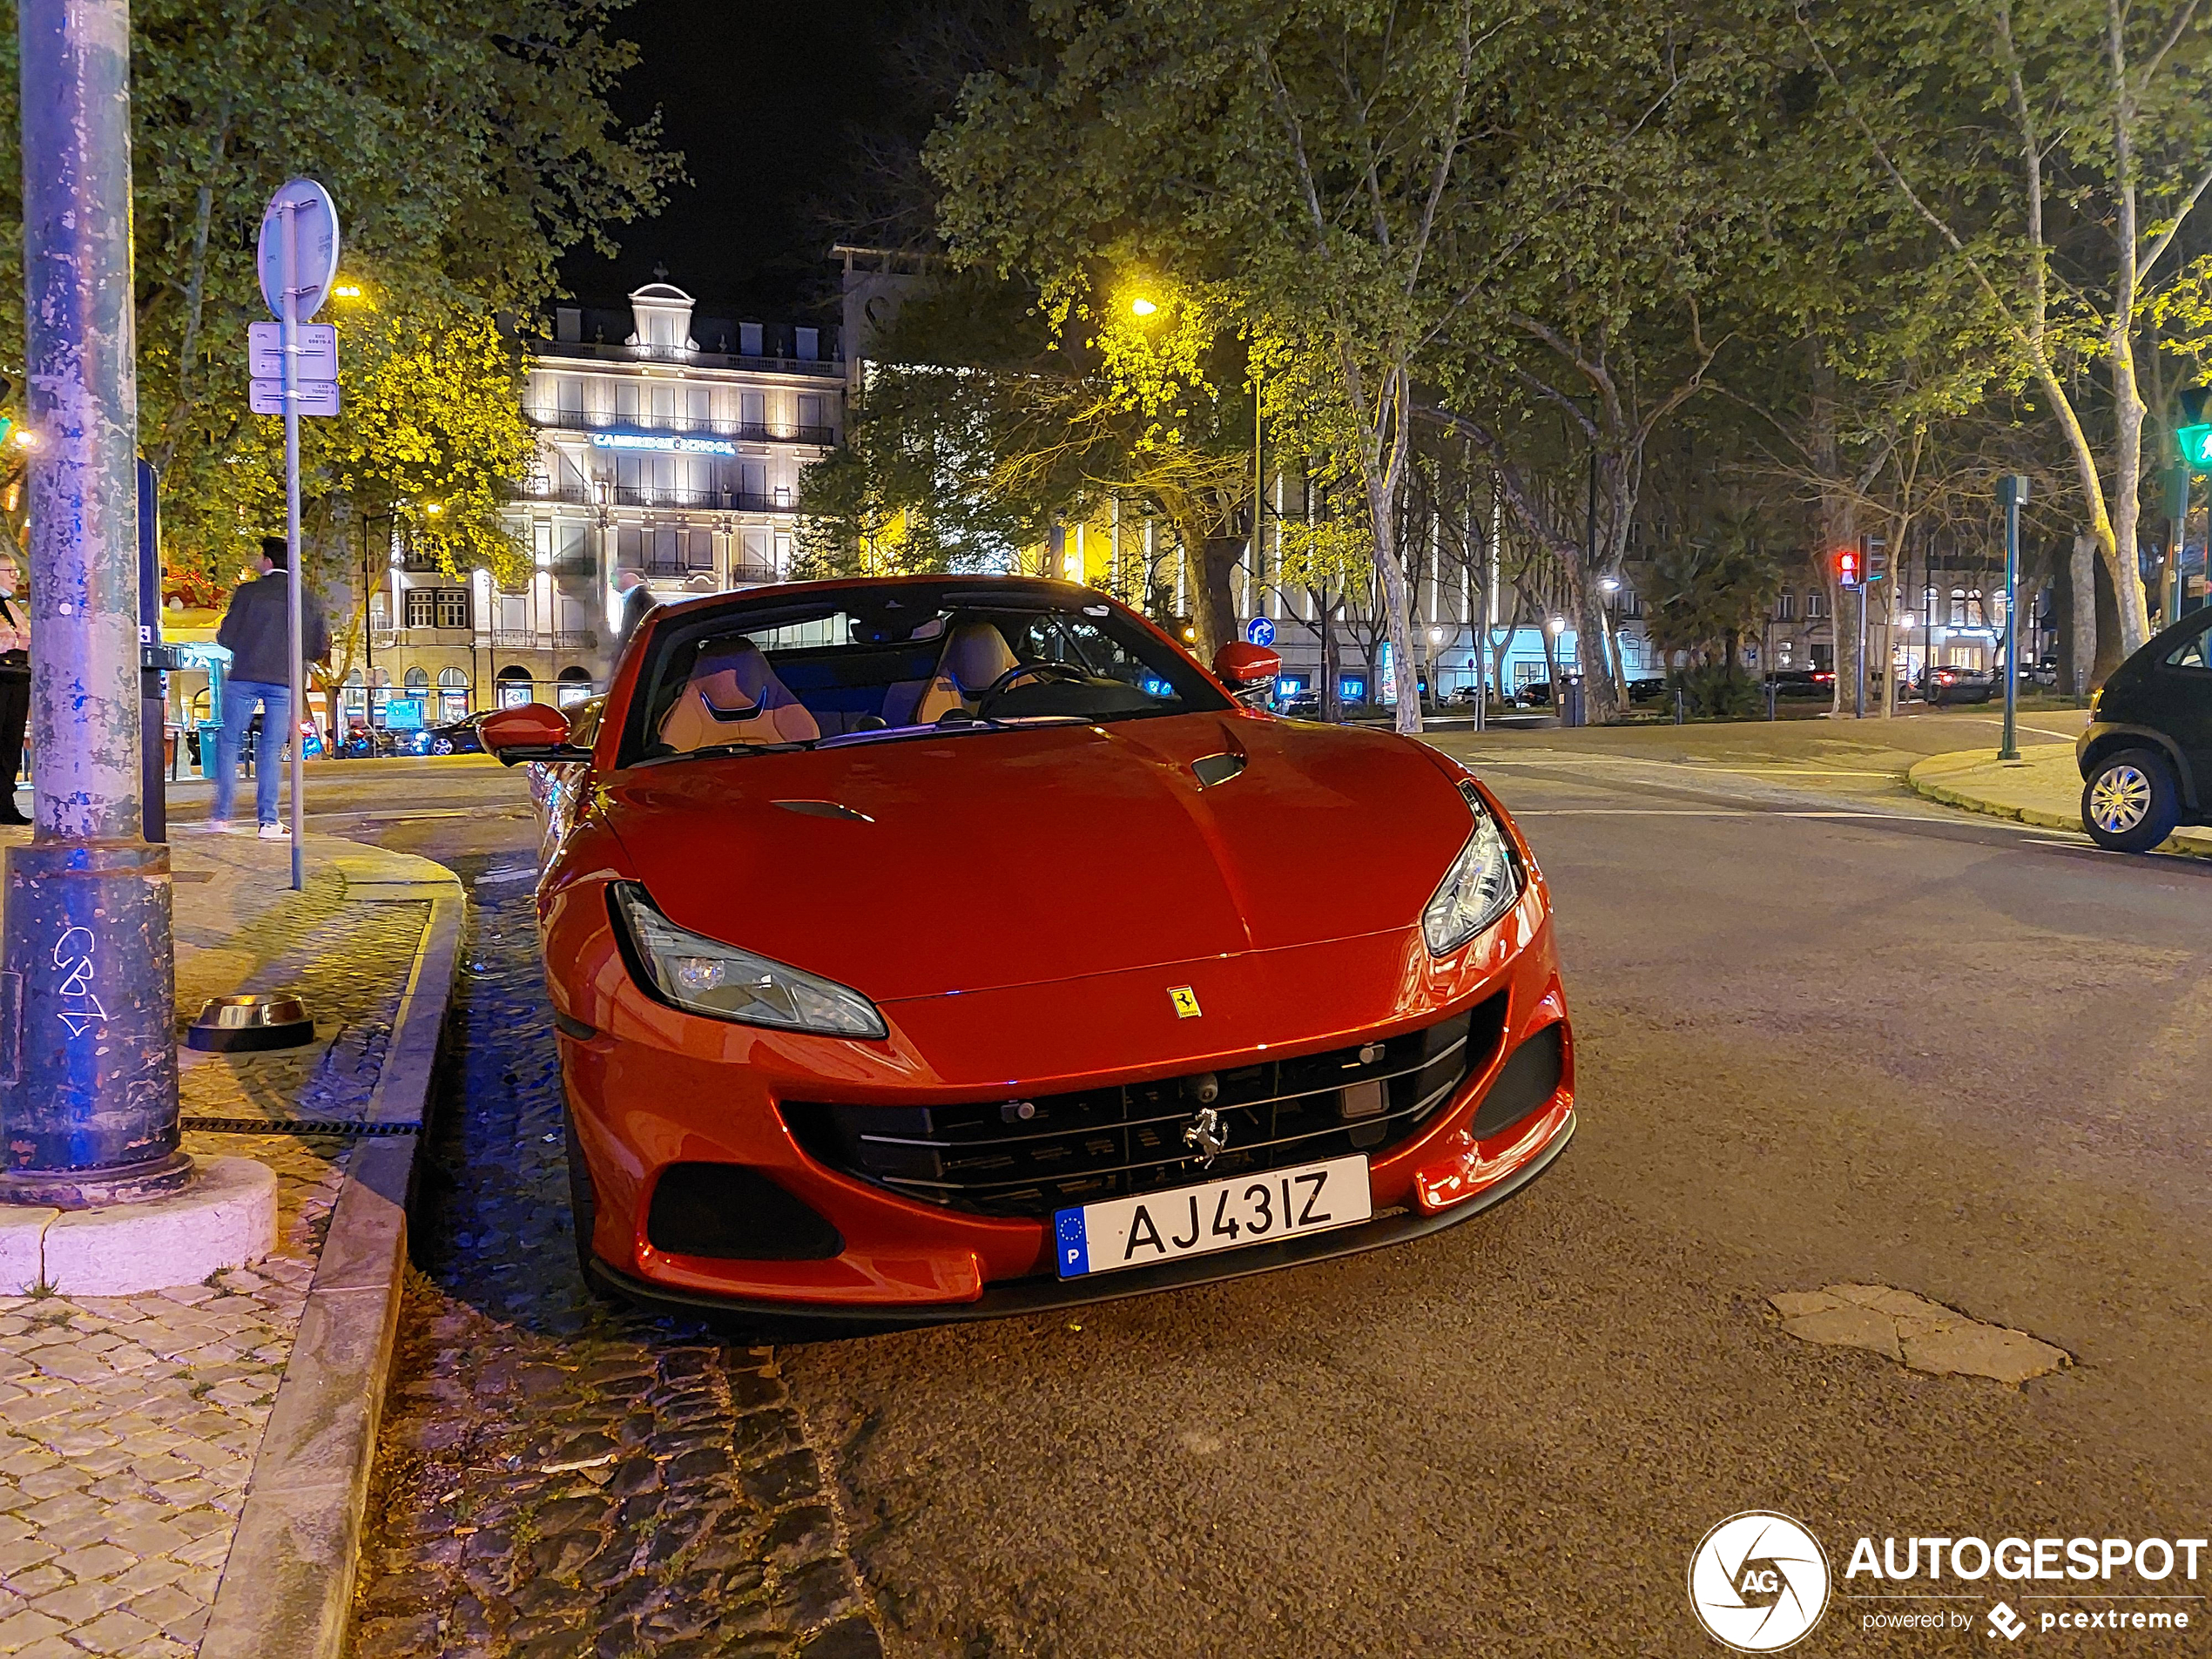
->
[257,822,292,841]
[203,818,233,833]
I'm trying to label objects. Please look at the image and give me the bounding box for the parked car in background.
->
[1918,665,1996,705]
[1515,681,1553,708]
[424,710,496,756]
[2077,609,2212,851]
[1764,670,1829,699]
[1627,678,1667,704]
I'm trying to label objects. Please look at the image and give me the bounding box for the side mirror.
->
[1213,642,1281,704]
[481,702,592,766]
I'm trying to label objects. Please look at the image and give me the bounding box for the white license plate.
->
[1053,1154,1372,1279]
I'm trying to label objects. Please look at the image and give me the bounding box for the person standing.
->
[614,566,655,647]
[212,536,329,837]
[0,561,28,826]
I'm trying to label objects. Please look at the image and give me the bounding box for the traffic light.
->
[2178,387,2212,470]
[1834,545,1861,589]
[1860,533,1887,583]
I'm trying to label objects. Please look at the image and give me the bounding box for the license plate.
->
[1053,1154,1371,1279]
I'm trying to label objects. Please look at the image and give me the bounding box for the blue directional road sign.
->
[1245,617,1276,646]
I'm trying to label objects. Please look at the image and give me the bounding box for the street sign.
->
[247,321,335,381]
[249,378,341,418]
[1244,616,1276,646]
[257,179,341,321]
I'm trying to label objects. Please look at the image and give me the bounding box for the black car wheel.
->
[2081,749,2181,853]
[432,737,455,756]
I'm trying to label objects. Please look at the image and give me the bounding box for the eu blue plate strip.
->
[1054,1208,1089,1278]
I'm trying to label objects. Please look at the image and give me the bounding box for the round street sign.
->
[258,179,342,322]
[1245,616,1277,646]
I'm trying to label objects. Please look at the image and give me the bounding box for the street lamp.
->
[1547,615,1565,634]
[1130,297,1159,317]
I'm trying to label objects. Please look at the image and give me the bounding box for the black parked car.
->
[1917,664,1996,705]
[1764,669,1831,699]
[1627,677,1668,704]
[2077,610,2212,851]
[422,710,497,756]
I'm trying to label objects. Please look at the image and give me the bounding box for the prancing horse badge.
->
[1168,986,1202,1018]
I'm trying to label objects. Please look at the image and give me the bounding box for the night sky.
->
[558,0,919,323]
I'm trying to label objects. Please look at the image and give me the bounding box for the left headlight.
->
[1421,782,1523,956]
[610,883,887,1039]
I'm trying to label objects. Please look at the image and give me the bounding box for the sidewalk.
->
[1907,745,2212,855]
[0,828,462,1658]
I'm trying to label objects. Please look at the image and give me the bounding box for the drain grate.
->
[180,1116,421,1137]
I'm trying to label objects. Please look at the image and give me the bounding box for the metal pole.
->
[2000,482,2022,760]
[1,0,189,1206]
[281,200,305,887]
[1853,582,1866,719]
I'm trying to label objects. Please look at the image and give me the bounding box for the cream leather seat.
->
[658,639,821,752]
[907,623,1022,725]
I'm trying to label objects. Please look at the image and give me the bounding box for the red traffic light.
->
[1834,546,1861,587]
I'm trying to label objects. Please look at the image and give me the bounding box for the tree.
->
[1645,506,1784,674]
[1802,0,2212,661]
[0,0,674,592]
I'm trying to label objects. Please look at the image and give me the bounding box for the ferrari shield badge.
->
[1169,986,1202,1019]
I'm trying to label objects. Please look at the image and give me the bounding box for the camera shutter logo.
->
[1688,1512,1831,1652]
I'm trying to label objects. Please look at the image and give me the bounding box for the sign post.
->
[255,179,341,891]
[1998,475,2029,761]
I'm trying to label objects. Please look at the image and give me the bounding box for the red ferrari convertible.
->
[485,576,1575,1329]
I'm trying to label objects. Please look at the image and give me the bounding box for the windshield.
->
[618,582,1231,767]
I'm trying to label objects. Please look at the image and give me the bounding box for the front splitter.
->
[589,1109,1575,1340]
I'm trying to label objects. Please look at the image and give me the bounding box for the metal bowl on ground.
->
[186,993,315,1053]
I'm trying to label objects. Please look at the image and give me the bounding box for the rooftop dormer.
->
[627,282,697,354]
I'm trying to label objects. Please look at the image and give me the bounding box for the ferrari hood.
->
[600,714,1476,1002]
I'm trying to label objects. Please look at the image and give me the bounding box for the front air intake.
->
[644,1163,844,1260]
[1469,1023,1566,1140]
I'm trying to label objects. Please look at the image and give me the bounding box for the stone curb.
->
[1905,748,2212,857]
[198,845,467,1659]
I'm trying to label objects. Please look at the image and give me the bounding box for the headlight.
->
[1422,782,1522,956]
[610,883,887,1038]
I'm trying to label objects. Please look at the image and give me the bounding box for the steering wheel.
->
[973,660,1088,712]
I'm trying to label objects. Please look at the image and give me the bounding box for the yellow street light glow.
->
[10,428,37,450]
[333,283,363,299]
[1130,298,1159,317]
[423,502,444,516]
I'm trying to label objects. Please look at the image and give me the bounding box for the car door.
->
[2152,614,2212,792]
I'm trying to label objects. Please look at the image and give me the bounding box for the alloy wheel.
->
[2090,765,2152,833]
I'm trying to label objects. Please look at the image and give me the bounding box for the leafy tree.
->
[1644,506,1784,674]
[0,0,674,592]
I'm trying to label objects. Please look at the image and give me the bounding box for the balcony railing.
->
[532,339,844,378]
[610,485,792,513]
[523,406,837,446]
[644,560,716,581]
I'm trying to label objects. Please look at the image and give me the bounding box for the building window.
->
[406,590,435,629]
[435,590,470,630]
[1776,591,1796,622]
[1806,589,1829,619]
[436,667,470,720]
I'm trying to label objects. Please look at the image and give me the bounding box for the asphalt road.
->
[776,706,2212,1656]
[334,708,2212,1656]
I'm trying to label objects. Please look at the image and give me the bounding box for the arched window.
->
[496,664,534,709]
[436,666,470,721]
[1949,588,1967,627]
[341,669,366,718]
[555,665,594,710]
[403,666,428,691]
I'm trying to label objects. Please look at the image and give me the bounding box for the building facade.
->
[349,282,842,727]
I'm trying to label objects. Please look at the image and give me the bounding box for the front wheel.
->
[2082,749,2182,853]
[432,737,454,756]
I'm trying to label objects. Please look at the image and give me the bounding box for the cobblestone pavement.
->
[347,843,881,1659]
[0,846,429,1659]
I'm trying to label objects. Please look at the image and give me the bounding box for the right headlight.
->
[610,882,887,1038]
[1422,782,1523,956]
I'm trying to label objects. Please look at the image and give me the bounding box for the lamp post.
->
[1998,474,2028,760]
[0,0,190,1206]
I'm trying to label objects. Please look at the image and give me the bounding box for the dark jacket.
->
[618,583,655,645]
[217,570,330,685]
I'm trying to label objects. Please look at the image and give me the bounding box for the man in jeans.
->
[212,537,330,836]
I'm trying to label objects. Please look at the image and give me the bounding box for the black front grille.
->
[782,995,1508,1219]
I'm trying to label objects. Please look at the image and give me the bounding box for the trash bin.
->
[1560,675,1586,727]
